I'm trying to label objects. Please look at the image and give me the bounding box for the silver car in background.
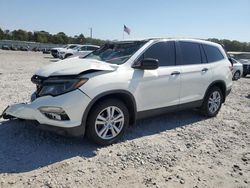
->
[230,58,243,80]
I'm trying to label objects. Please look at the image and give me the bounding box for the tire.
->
[233,71,241,80]
[86,99,129,145]
[201,86,223,117]
[64,54,72,59]
[51,53,58,58]
[242,73,247,77]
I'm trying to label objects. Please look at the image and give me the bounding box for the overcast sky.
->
[0,0,249,42]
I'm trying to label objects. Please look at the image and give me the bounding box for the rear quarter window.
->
[203,44,224,63]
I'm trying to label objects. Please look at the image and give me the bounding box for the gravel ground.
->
[0,50,250,188]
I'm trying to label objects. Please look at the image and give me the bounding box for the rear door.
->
[176,41,213,104]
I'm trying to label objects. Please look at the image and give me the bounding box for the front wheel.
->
[86,99,129,145]
[64,54,72,59]
[201,87,223,117]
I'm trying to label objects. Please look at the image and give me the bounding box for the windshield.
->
[66,45,77,49]
[83,41,146,65]
[73,46,81,50]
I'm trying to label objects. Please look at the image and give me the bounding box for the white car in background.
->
[230,58,243,80]
[58,45,100,59]
[50,44,79,58]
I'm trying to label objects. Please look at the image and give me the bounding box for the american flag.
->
[124,25,131,35]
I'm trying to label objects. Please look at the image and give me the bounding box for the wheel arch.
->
[204,80,227,103]
[65,53,73,58]
[81,90,137,135]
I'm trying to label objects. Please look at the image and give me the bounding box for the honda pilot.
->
[1,39,233,145]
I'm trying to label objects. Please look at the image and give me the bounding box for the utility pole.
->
[89,27,93,38]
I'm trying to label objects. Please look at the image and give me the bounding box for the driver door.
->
[131,41,181,112]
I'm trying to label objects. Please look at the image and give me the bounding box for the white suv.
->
[50,44,79,58]
[1,39,233,145]
[58,45,100,59]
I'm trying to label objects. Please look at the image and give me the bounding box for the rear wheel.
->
[233,71,241,80]
[201,86,223,117]
[242,73,247,77]
[86,99,129,145]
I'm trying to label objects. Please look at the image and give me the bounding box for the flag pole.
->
[122,25,124,40]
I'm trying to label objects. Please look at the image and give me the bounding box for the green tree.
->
[33,31,49,43]
[12,29,28,41]
[27,31,33,41]
[0,28,4,40]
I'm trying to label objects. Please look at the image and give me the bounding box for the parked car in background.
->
[50,44,78,58]
[59,45,100,59]
[228,52,250,77]
[57,44,81,59]
[42,48,51,54]
[230,58,243,80]
[241,61,250,77]
[2,45,10,50]
[10,45,18,51]
[20,46,30,51]
[2,38,233,145]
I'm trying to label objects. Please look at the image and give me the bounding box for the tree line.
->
[0,27,250,51]
[0,28,105,46]
[208,38,250,52]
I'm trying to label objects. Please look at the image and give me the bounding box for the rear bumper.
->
[2,90,91,129]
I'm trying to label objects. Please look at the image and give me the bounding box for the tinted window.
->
[87,46,99,51]
[203,44,224,63]
[68,45,77,49]
[179,42,202,65]
[80,46,87,51]
[143,41,175,66]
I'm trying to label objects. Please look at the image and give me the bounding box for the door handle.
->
[171,71,180,75]
[202,68,208,72]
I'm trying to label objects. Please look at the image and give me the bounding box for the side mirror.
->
[132,58,159,70]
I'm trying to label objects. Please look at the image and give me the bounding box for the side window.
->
[203,44,224,63]
[87,46,98,51]
[178,42,202,65]
[80,46,87,51]
[69,45,77,49]
[142,41,175,66]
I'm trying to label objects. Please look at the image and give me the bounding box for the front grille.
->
[51,49,57,54]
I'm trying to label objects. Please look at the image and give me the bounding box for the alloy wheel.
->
[208,91,221,114]
[94,106,125,140]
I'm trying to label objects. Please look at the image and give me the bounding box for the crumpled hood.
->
[35,57,117,77]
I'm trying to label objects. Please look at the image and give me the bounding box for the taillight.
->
[229,65,233,73]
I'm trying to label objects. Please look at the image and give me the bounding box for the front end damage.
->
[1,89,91,128]
[0,57,116,135]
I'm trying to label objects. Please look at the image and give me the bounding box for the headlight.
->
[38,78,88,96]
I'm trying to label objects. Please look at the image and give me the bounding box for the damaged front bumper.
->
[1,90,91,129]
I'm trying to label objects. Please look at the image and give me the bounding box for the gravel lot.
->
[0,50,250,188]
